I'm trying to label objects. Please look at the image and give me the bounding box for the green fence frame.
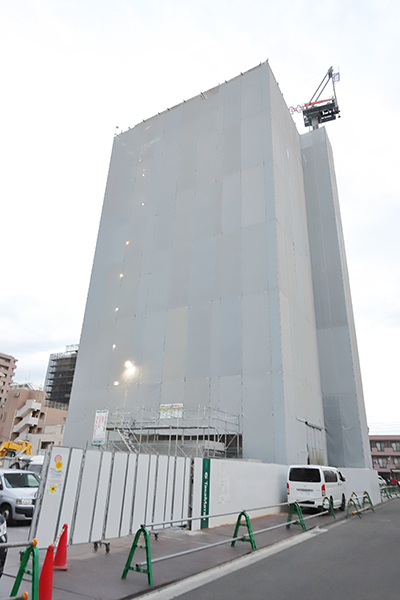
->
[10,540,39,600]
[322,497,336,519]
[286,502,307,531]
[346,490,375,519]
[231,511,257,550]
[121,526,153,586]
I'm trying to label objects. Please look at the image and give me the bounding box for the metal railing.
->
[122,499,338,586]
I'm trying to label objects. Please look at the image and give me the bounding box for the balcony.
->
[13,413,39,435]
[15,399,42,420]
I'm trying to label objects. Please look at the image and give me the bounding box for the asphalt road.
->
[171,500,400,600]
[0,501,399,600]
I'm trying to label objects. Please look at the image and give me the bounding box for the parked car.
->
[287,465,346,511]
[378,475,387,487]
[0,514,7,577]
[11,455,44,477]
[0,469,40,525]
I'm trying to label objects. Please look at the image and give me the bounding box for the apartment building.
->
[0,352,17,407]
[369,435,400,481]
[0,383,68,454]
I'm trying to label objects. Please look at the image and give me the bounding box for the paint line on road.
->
[132,528,326,600]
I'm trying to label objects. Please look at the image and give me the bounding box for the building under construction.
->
[44,345,78,408]
[64,61,371,469]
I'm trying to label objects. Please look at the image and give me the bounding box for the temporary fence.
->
[31,446,291,549]
[32,446,380,552]
[122,500,338,586]
[31,447,195,549]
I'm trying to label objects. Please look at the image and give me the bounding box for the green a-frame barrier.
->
[122,526,153,586]
[10,540,39,600]
[231,510,257,550]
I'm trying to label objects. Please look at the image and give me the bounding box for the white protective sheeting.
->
[64,61,370,470]
[301,128,371,468]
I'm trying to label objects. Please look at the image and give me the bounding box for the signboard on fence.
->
[92,410,108,445]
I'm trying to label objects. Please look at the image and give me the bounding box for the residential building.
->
[0,383,68,454]
[0,352,17,408]
[44,345,78,407]
[64,61,370,469]
[369,435,400,481]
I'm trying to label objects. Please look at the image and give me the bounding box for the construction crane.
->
[289,67,340,129]
[0,439,32,458]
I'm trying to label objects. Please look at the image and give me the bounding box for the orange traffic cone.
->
[39,544,54,600]
[54,524,70,571]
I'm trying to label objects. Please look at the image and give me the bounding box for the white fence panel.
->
[105,453,128,539]
[164,456,175,523]
[132,454,150,532]
[90,452,112,542]
[58,448,83,541]
[120,453,137,536]
[145,455,158,525]
[182,458,191,519]
[72,451,102,544]
[153,455,168,526]
[34,447,71,548]
[172,457,185,521]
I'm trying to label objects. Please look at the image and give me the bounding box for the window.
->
[376,442,385,452]
[378,458,387,468]
[392,442,400,452]
[394,458,400,469]
[323,470,338,483]
[289,468,321,483]
[3,473,40,489]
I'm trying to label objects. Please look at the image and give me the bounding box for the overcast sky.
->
[1,0,399,434]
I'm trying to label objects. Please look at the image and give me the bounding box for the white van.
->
[287,465,346,511]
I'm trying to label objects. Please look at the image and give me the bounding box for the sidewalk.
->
[0,508,348,600]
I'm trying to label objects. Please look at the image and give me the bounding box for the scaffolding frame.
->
[102,406,243,459]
